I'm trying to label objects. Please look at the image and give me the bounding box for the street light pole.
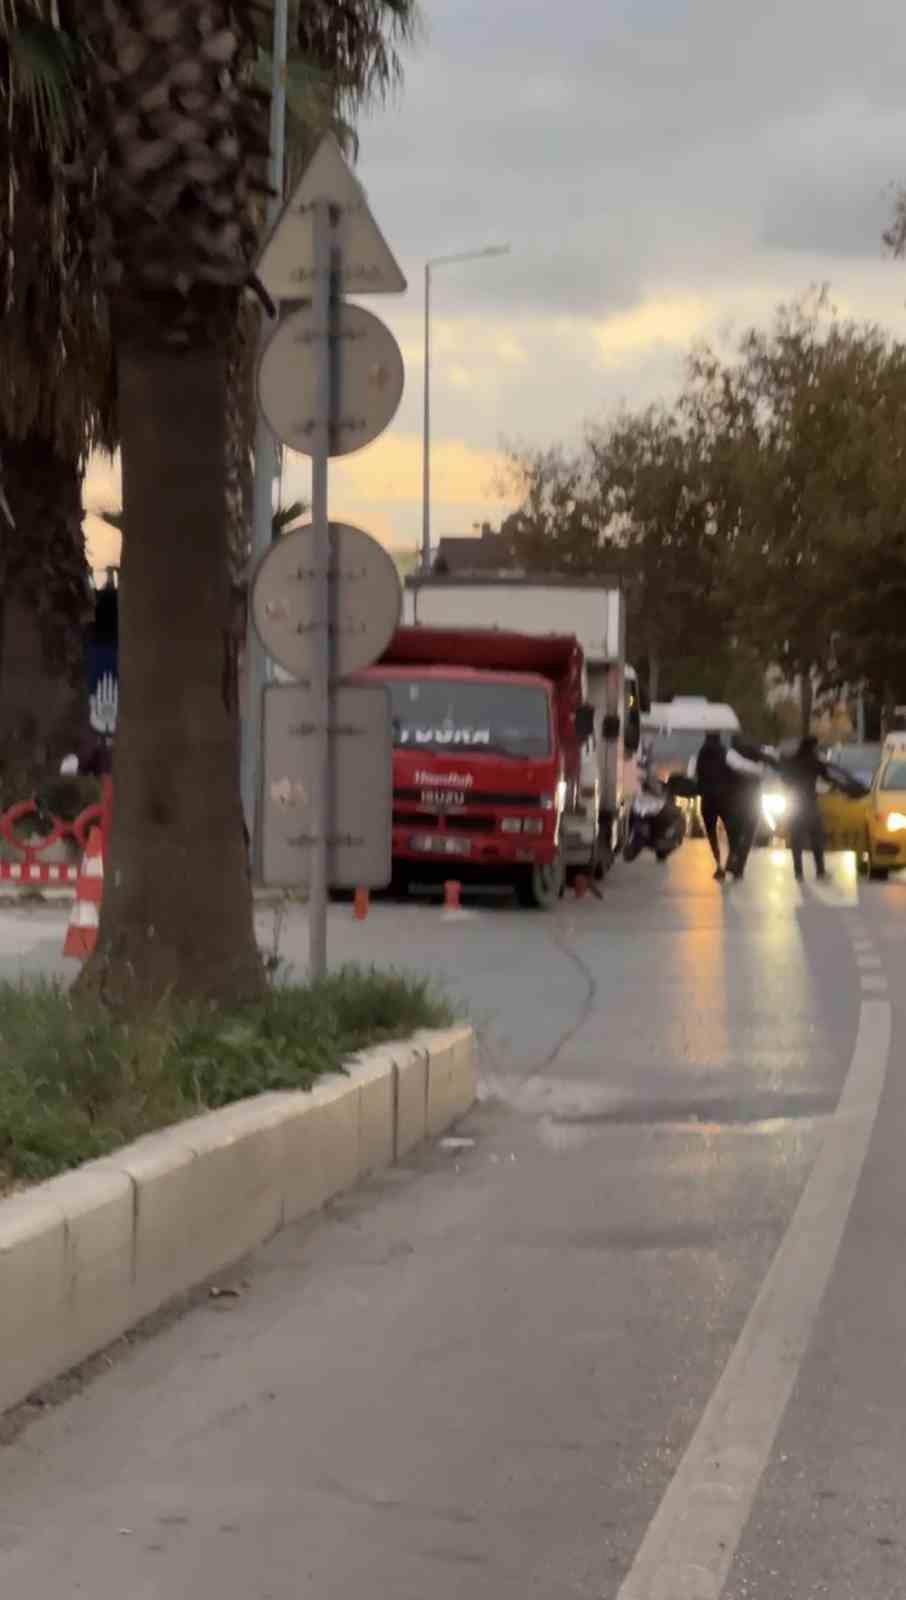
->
[422,260,431,575]
[420,244,510,575]
[240,0,289,865]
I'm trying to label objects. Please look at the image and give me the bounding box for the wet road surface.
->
[0,843,903,1598]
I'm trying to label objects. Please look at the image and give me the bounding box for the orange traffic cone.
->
[63,827,104,960]
[443,880,461,912]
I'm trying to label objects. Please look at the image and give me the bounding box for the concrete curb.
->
[0,1024,475,1418]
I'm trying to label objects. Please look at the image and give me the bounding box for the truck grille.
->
[393,809,439,829]
[393,808,517,834]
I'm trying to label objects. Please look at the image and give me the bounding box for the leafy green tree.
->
[504,409,722,702]
[502,446,611,572]
[687,293,906,732]
[585,407,719,701]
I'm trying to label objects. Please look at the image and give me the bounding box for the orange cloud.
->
[593,296,710,365]
[84,432,512,566]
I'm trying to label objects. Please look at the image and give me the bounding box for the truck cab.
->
[404,574,635,877]
[365,626,587,908]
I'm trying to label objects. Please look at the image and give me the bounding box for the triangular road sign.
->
[256,133,406,299]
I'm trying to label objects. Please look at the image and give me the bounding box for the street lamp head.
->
[428,244,511,270]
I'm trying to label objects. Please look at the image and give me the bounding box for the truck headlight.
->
[501,816,545,836]
[885,811,906,833]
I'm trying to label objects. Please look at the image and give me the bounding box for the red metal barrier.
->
[0,776,112,886]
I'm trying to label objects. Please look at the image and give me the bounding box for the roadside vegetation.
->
[502,290,906,737]
[0,969,450,1191]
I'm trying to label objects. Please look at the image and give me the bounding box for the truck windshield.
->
[383,677,551,757]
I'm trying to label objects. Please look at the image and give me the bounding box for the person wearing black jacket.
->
[694,732,734,881]
[781,736,829,882]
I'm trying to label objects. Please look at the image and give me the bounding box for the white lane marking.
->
[851,938,874,954]
[616,998,892,1600]
[856,954,883,970]
[861,973,888,994]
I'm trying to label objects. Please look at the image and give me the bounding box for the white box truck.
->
[405,575,643,874]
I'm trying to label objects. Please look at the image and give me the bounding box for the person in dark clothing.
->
[781,736,829,882]
[694,732,734,881]
[77,729,113,778]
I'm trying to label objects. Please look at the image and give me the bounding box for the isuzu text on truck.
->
[364,625,594,908]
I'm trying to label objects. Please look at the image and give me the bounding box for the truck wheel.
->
[517,852,565,909]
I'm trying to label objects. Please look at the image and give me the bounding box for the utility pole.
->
[240,0,289,867]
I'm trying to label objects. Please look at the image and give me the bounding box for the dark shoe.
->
[794,871,804,882]
[713,867,726,882]
[816,871,828,882]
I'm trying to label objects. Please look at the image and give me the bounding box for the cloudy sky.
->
[85,0,906,569]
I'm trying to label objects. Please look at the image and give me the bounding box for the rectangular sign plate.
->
[261,682,392,890]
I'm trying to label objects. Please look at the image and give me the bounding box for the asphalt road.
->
[1,843,904,1598]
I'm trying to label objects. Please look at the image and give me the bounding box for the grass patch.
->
[0,967,451,1191]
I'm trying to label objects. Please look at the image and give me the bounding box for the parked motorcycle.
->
[623,771,691,863]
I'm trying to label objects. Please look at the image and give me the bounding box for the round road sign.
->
[250,522,402,680]
[257,302,404,458]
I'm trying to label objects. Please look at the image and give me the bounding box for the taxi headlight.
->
[885,811,906,833]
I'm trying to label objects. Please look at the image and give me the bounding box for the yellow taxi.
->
[862,734,906,880]
[815,745,877,857]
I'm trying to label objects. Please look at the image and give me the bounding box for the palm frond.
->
[273,499,307,536]
[1,4,79,151]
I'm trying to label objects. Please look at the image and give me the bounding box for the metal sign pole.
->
[308,198,332,983]
[251,135,406,918]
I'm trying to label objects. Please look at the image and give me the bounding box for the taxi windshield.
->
[880,759,906,790]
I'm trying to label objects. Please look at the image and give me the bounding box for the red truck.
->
[363,625,592,908]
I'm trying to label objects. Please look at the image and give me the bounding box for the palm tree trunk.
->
[225,309,257,582]
[82,343,264,1006]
